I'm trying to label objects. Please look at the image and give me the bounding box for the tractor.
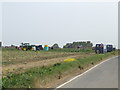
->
[20,43,32,51]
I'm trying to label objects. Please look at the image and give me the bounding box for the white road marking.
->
[56,56,118,89]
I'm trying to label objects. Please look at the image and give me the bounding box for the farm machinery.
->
[19,43,43,51]
[20,43,32,51]
[95,44,115,54]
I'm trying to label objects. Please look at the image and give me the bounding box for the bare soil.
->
[2,54,91,76]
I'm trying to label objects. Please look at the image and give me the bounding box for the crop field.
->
[2,48,94,75]
[1,48,118,88]
[2,48,93,65]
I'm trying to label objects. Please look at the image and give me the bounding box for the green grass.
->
[2,51,118,88]
[118,49,120,55]
[49,48,94,53]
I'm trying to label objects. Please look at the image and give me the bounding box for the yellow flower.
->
[64,58,76,62]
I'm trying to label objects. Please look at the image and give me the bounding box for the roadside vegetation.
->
[118,49,120,55]
[2,50,118,88]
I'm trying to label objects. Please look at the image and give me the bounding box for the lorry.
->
[95,44,115,54]
[95,44,104,54]
[106,45,113,52]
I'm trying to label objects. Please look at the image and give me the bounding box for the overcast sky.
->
[1,2,118,48]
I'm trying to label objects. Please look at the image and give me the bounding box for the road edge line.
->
[56,56,118,89]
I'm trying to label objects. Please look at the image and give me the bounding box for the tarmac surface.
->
[59,56,118,88]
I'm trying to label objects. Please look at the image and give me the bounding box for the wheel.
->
[96,50,99,54]
[23,48,27,51]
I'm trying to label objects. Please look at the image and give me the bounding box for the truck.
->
[95,44,104,54]
[95,43,115,54]
[106,45,113,52]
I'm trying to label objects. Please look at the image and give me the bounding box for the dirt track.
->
[2,54,91,76]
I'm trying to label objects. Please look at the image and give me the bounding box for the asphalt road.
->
[58,56,118,88]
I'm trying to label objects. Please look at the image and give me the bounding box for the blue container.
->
[44,47,49,51]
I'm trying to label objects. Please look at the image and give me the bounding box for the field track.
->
[2,54,91,75]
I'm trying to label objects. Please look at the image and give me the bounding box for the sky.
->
[0,2,118,48]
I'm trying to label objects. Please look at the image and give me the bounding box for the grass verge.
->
[2,51,118,88]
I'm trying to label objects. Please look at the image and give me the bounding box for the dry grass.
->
[2,50,80,65]
[2,49,92,75]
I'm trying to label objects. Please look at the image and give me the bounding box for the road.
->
[57,56,118,88]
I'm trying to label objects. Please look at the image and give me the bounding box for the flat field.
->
[2,48,117,88]
[2,48,93,75]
